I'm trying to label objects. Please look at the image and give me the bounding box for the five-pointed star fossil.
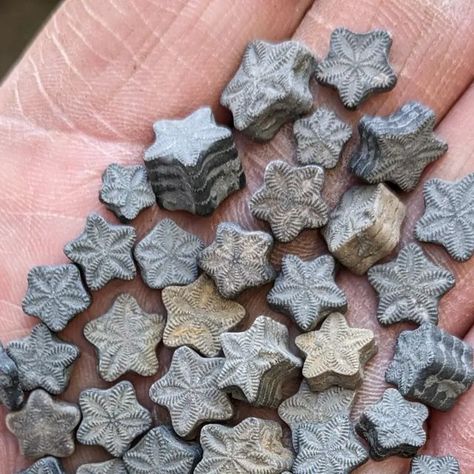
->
[22,264,91,332]
[162,274,246,357]
[0,341,23,410]
[415,173,474,261]
[295,312,376,391]
[6,389,80,459]
[195,417,294,474]
[249,160,328,242]
[350,101,448,191]
[149,346,233,437]
[410,455,460,474]
[315,28,396,109]
[368,243,455,326]
[64,213,136,291]
[77,381,152,457]
[6,323,80,394]
[134,218,204,289]
[199,222,275,298]
[267,254,347,331]
[77,460,128,474]
[18,457,65,474]
[84,293,165,382]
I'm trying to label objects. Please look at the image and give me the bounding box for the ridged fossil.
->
[18,457,65,474]
[0,341,23,410]
[76,460,128,474]
[410,455,460,474]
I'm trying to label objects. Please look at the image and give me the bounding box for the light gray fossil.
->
[76,460,128,474]
[0,341,23,410]
[18,457,65,474]
[410,455,460,474]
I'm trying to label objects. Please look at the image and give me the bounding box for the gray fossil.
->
[18,457,65,474]
[77,460,128,474]
[221,40,316,141]
[0,341,23,410]
[144,107,245,215]
[410,455,460,474]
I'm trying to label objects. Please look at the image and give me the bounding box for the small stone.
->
[77,460,128,474]
[199,222,275,298]
[18,457,65,474]
[22,264,91,332]
[410,455,460,474]
[415,173,474,261]
[64,213,136,291]
[123,426,201,474]
[267,254,347,331]
[295,312,376,391]
[249,160,328,242]
[386,324,474,411]
[294,107,352,168]
[217,315,302,407]
[0,341,23,410]
[134,218,204,289]
[6,324,80,395]
[355,388,429,460]
[322,183,406,274]
[162,274,246,357]
[368,243,455,326]
[77,380,152,457]
[149,346,233,438]
[315,28,396,109]
[6,389,80,459]
[221,40,316,141]
[350,101,448,191]
[144,107,245,215]
[195,417,293,474]
[84,293,165,382]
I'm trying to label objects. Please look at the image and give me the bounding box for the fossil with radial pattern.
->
[0,341,23,410]
[410,455,460,474]
[18,457,65,474]
[76,460,128,474]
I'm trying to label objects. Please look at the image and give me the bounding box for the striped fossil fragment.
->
[410,455,460,474]
[0,341,23,410]
[77,460,128,474]
[18,457,65,474]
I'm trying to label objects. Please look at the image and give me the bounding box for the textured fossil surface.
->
[64,213,136,291]
[195,417,293,474]
[199,222,275,298]
[144,107,244,215]
[134,218,204,289]
[162,274,245,357]
[18,457,65,474]
[249,160,328,242]
[149,346,233,438]
[294,107,352,168]
[295,312,376,391]
[76,460,128,474]
[410,454,460,474]
[22,264,91,332]
[368,243,455,326]
[350,101,448,191]
[267,254,346,331]
[6,389,80,459]
[415,173,474,261]
[355,388,429,460]
[99,163,155,221]
[315,28,396,109]
[386,324,474,411]
[217,315,301,407]
[84,293,165,382]
[77,381,152,457]
[7,324,79,394]
[221,40,316,141]
[0,341,23,410]
[123,425,201,474]
[322,183,406,274]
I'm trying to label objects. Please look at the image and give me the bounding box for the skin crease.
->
[0,0,473,471]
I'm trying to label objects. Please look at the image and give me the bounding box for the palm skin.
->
[0,0,473,472]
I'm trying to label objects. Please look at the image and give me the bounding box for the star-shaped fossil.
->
[195,417,294,474]
[22,264,91,332]
[84,293,165,382]
[162,274,246,357]
[217,315,302,407]
[123,425,202,474]
[0,341,23,410]
[18,457,65,474]
[6,323,80,394]
[294,107,352,168]
[221,40,316,141]
[99,163,155,221]
[134,218,204,289]
[355,388,429,460]
[415,173,474,261]
[410,455,460,474]
[368,243,455,326]
[77,381,152,457]
[6,389,80,459]
[77,460,128,474]
[267,254,347,331]
[199,222,275,298]
[315,28,396,109]
[292,415,368,473]
[149,346,233,437]
[350,101,448,191]
[249,161,328,242]
[64,213,136,291]
[295,312,376,391]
